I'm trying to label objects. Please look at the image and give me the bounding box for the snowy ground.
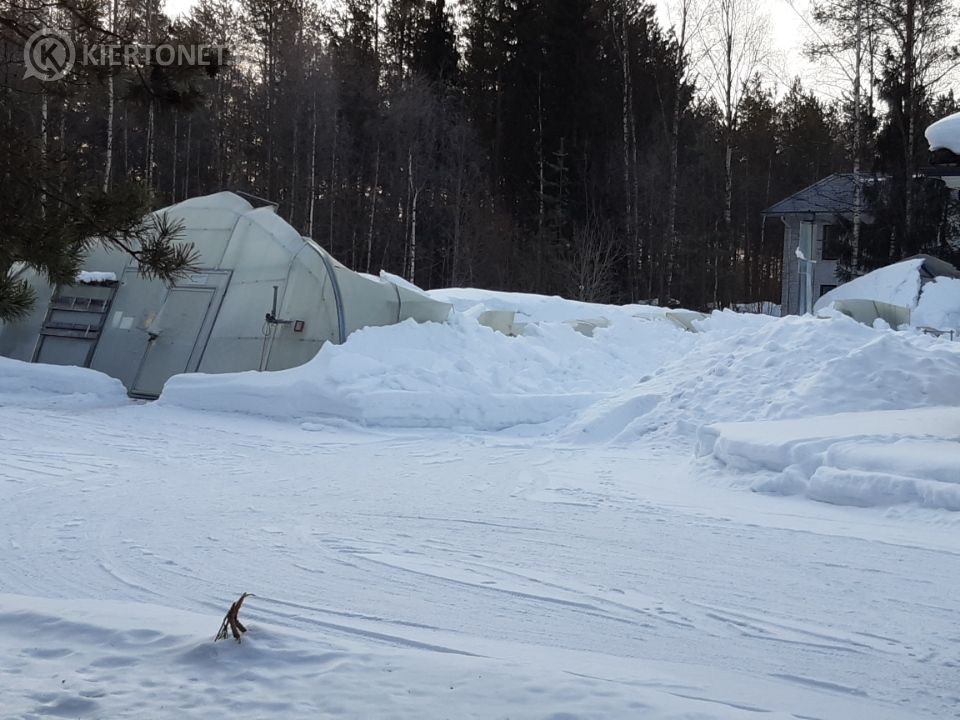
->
[3,293,960,719]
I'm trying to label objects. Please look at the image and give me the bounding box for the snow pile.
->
[666,309,960,512]
[563,312,960,445]
[912,276,960,331]
[160,307,692,430]
[813,258,924,313]
[75,270,117,284]
[926,111,960,154]
[160,289,960,439]
[698,407,960,511]
[0,356,128,409]
[804,439,960,509]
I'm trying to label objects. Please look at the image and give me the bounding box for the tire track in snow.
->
[4,404,960,716]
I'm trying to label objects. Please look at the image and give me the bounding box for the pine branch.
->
[0,275,36,323]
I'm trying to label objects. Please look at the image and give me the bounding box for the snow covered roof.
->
[762,173,882,216]
[926,111,960,155]
[923,113,960,187]
[75,271,117,285]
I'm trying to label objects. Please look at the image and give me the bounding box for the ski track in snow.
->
[2,403,960,718]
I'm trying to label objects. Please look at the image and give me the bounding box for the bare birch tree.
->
[808,0,880,271]
[696,0,772,305]
[564,217,622,303]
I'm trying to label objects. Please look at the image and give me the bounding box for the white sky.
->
[650,0,824,97]
[163,0,193,18]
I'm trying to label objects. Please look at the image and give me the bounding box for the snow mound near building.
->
[159,304,693,430]
[563,312,960,445]
[813,258,924,313]
[0,356,128,409]
[813,258,960,331]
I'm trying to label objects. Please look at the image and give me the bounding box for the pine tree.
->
[0,0,207,321]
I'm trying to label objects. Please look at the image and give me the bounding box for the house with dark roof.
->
[763,173,877,315]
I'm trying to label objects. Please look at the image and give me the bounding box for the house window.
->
[819,284,837,298]
[821,224,843,261]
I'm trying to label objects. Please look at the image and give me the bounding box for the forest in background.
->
[2,0,960,313]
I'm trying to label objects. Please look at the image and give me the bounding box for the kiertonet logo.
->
[22,27,230,82]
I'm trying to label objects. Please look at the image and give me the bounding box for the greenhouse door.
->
[130,273,229,398]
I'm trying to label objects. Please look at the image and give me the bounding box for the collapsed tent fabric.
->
[0,192,451,397]
[814,256,960,314]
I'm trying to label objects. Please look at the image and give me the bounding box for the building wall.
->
[780,216,845,315]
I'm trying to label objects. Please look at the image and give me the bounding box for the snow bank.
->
[563,312,960,444]
[160,307,692,430]
[813,258,923,313]
[926,111,960,154]
[161,287,960,438]
[697,408,960,511]
[3,593,873,720]
[0,356,128,409]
